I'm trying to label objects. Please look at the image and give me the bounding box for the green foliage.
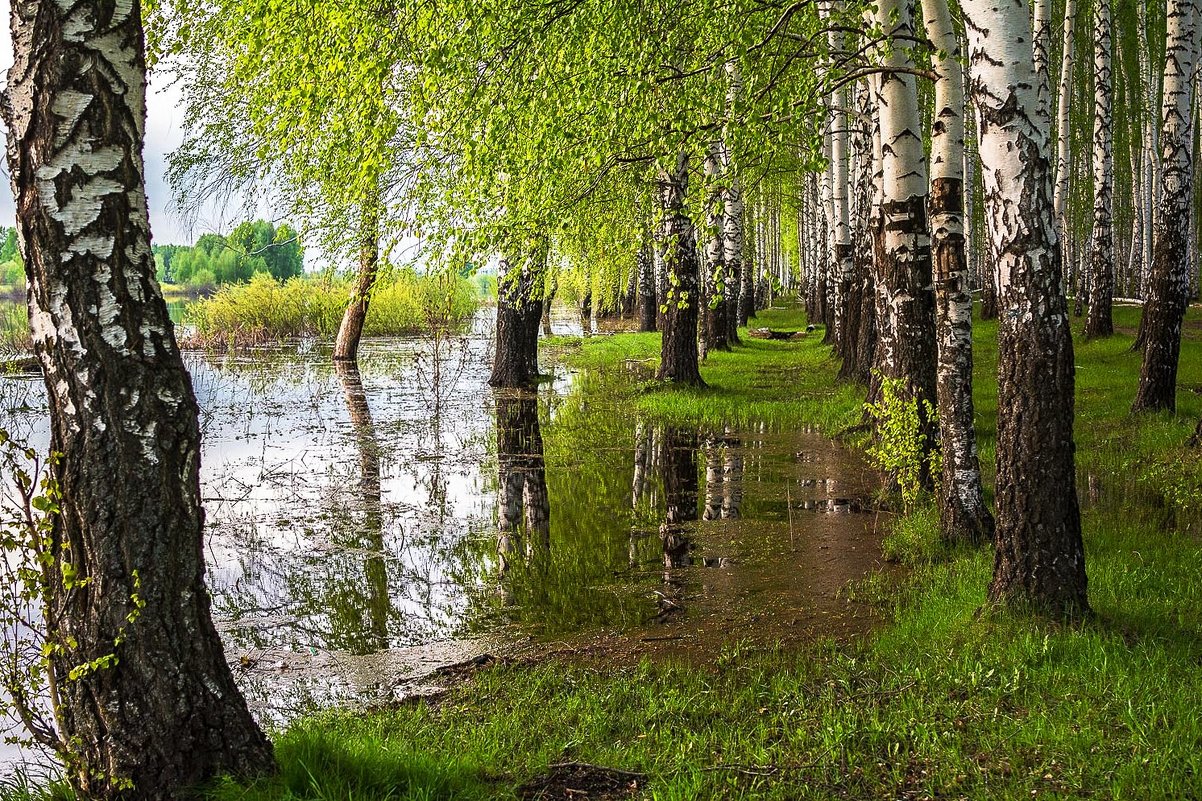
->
[864,374,939,510]
[184,271,479,347]
[153,221,304,287]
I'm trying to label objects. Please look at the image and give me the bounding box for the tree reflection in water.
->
[334,361,389,649]
[494,389,551,578]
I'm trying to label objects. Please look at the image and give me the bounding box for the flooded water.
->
[0,304,891,774]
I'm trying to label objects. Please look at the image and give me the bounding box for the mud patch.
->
[518,762,646,800]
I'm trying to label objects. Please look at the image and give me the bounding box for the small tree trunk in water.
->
[923,0,995,545]
[1085,0,1115,339]
[2,0,276,795]
[1132,0,1201,413]
[333,209,380,361]
[541,276,557,336]
[660,426,700,569]
[579,289,592,335]
[335,361,388,648]
[964,0,1090,616]
[489,257,534,388]
[656,154,706,386]
[494,389,550,569]
[522,248,546,378]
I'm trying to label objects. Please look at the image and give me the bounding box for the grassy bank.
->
[184,271,479,347]
[187,303,1202,799]
[12,303,1202,799]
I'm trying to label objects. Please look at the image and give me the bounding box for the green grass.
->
[11,302,1202,799]
[184,271,480,347]
[559,307,865,432]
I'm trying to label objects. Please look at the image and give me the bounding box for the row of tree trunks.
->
[837,80,874,383]
[2,0,276,797]
[1132,0,1201,413]
[637,241,657,332]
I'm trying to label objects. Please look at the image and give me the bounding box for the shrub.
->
[864,373,940,510]
[183,271,480,348]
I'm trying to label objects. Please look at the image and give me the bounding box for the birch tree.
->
[657,154,705,385]
[873,0,938,482]
[1053,0,1079,286]
[1085,0,1115,338]
[1132,0,1202,412]
[333,204,381,361]
[963,0,1090,615]
[2,0,275,795]
[921,0,994,544]
[722,64,745,347]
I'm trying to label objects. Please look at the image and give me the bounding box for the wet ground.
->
[0,305,893,772]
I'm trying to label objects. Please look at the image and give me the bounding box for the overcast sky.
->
[0,2,239,246]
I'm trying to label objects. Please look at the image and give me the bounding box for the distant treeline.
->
[153,219,303,287]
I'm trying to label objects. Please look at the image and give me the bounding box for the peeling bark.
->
[1,0,275,795]
[923,0,994,545]
[964,0,1090,616]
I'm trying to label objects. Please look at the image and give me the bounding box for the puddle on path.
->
[0,307,893,772]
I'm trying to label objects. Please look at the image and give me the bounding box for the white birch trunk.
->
[1085,0,1115,337]
[922,0,994,543]
[1052,0,1078,282]
[963,0,1088,613]
[873,0,938,478]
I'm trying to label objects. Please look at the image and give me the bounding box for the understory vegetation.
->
[183,271,480,347]
[154,301,1202,800]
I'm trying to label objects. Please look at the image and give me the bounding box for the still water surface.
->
[0,305,890,773]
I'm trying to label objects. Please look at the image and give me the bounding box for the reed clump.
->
[182,271,479,349]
